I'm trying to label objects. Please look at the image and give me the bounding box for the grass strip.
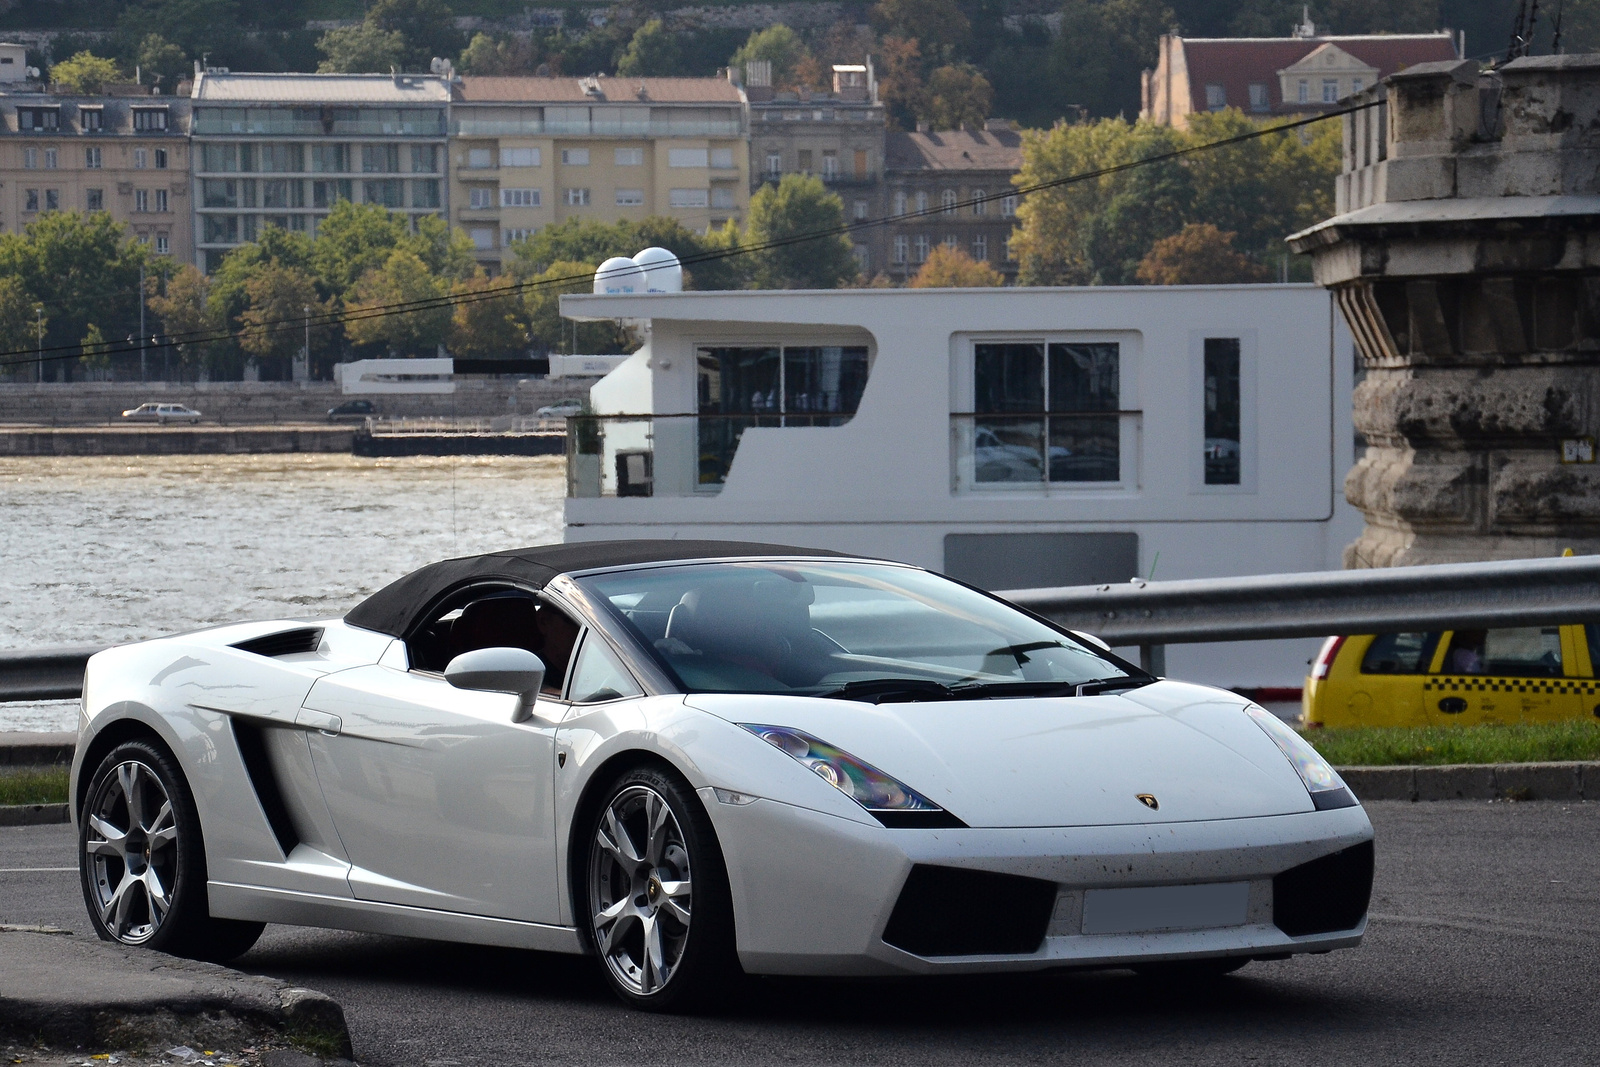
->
[0,767,70,806]
[1303,720,1600,767]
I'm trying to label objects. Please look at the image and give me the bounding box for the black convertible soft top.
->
[344,539,854,637]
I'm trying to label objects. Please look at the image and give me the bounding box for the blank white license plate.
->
[1081,882,1249,935]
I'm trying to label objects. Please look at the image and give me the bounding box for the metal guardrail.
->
[7,556,1600,702]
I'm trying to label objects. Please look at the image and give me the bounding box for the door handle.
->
[295,708,343,735]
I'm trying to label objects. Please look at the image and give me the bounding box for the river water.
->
[1,454,566,731]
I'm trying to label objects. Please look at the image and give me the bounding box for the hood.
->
[686,681,1314,828]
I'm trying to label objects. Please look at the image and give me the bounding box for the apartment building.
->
[876,123,1024,284]
[747,63,885,274]
[0,85,192,260]
[189,71,451,271]
[451,74,749,272]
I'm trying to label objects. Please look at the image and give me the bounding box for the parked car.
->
[73,540,1372,1011]
[536,399,586,419]
[121,403,202,425]
[1303,624,1600,728]
[327,399,376,422]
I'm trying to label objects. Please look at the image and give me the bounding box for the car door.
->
[1336,632,1439,727]
[300,589,583,924]
[1426,626,1582,724]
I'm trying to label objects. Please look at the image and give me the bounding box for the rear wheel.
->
[580,765,738,1011]
[79,739,264,962]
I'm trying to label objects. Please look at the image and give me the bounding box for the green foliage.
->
[238,264,326,371]
[146,265,220,375]
[617,19,681,77]
[1135,222,1271,284]
[743,175,858,290]
[49,50,123,93]
[506,216,743,291]
[316,23,407,73]
[523,260,629,354]
[730,25,808,87]
[0,768,69,806]
[344,248,452,355]
[458,31,539,75]
[924,63,992,130]
[451,272,529,358]
[136,34,189,88]
[367,0,461,71]
[1304,721,1600,767]
[872,0,971,61]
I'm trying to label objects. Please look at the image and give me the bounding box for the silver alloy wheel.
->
[589,784,694,996]
[84,760,179,944]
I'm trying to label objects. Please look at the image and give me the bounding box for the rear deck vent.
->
[1273,840,1374,937]
[232,627,323,659]
[883,865,1056,957]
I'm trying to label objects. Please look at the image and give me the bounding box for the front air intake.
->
[232,627,323,658]
[1273,840,1374,937]
[882,865,1057,957]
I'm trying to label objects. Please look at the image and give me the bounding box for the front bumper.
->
[701,791,1373,977]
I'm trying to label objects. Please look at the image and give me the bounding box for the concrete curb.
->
[0,928,352,1058]
[1340,761,1600,802]
[0,802,69,826]
[0,732,76,766]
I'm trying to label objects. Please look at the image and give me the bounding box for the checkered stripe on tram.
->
[1423,677,1600,695]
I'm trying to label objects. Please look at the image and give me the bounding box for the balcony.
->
[451,118,745,138]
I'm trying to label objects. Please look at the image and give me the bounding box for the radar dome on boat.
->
[594,257,645,294]
[633,246,683,293]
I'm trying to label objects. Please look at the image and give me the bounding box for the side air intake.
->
[1273,840,1374,937]
[883,865,1057,956]
[232,627,323,658]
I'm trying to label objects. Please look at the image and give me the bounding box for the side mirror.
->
[445,647,546,723]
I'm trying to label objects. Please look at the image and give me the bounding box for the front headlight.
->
[739,724,964,828]
[1245,705,1358,811]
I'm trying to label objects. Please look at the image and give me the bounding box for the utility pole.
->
[303,304,311,382]
[139,261,147,382]
[35,304,43,383]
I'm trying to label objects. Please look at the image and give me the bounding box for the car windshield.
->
[577,560,1143,698]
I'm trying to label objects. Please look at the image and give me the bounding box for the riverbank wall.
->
[1,426,357,455]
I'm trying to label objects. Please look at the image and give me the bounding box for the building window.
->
[23,147,36,168]
[941,189,957,214]
[469,227,495,250]
[24,189,38,212]
[135,189,150,212]
[155,189,168,213]
[413,144,441,172]
[1204,337,1242,485]
[711,186,735,209]
[695,344,871,484]
[468,187,494,209]
[668,147,708,168]
[894,234,908,263]
[155,148,168,169]
[411,179,440,208]
[1000,194,1017,217]
[1298,79,1309,104]
[132,108,168,131]
[915,191,928,212]
[312,144,350,173]
[43,148,57,169]
[364,179,403,207]
[262,179,298,209]
[972,234,987,261]
[467,147,493,168]
[155,234,169,255]
[615,188,645,206]
[501,187,540,207]
[1323,79,1339,103]
[913,234,929,262]
[894,190,907,216]
[203,215,239,244]
[132,148,147,169]
[1004,236,1017,262]
[202,179,237,208]
[562,148,591,166]
[765,152,781,176]
[18,108,58,131]
[312,180,353,208]
[45,189,60,211]
[1352,77,1364,94]
[565,187,591,206]
[202,144,238,172]
[711,147,735,169]
[972,190,986,216]
[854,199,868,220]
[614,147,643,166]
[822,151,838,179]
[669,188,709,209]
[1249,83,1270,111]
[943,234,959,250]
[501,147,539,168]
[362,144,399,173]
[853,245,869,272]
[81,108,103,131]
[1205,84,1226,110]
[504,228,536,244]
[797,149,813,172]
[86,188,103,211]
[255,144,304,173]
[971,341,1121,484]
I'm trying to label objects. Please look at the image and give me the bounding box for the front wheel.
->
[580,766,738,1011]
[79,739,264,962]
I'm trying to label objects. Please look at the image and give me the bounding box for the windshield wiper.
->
[813,678,958,703]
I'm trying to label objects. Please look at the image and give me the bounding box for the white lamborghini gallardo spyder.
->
[72,541,1373,1010]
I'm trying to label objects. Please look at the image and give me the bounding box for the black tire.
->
[1133,956,1250,981]
[79,739,264,963]
[578,764,739,1011]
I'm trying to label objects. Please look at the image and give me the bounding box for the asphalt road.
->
[5,801,1599,1066]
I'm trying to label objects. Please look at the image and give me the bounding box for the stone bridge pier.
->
[1290,55,1600,567]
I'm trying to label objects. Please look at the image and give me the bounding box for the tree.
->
[344,249,452,356]
[924,64,992,129]
[307,201,411,295]
[146,265,219,376]
[0,276,38,380]
[523,260,629,354]
[237,265,328,374]
[876,35,925,130]
[50,52,122,94]
[1136,223,1272,284]
[909,244,1004,286]
[450,272,528,357]
[458,32,539,74]
[368,0,460,70]
[743,175,859,289]
[730,25,810,88]
[617,19,682,77]
[317,23,407,73]
[871,0,971,60]
[136,34,189,90]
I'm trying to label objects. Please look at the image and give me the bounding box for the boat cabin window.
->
[969,341,1120,484]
